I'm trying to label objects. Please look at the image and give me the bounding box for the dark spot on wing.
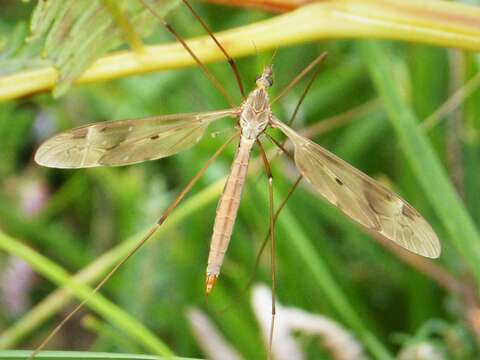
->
[150,135,160,140]
[100,127,107,132]
[401,204,417,220]
[335,177,343,185]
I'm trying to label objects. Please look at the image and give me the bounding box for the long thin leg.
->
[265,133,293,161]
[251,134,301,294]
[256,139,275,358]
[216,174,302,317]
[272,52,327,104]
[30,132,239,359]
[286,54,326,127]
[267,49,326,163]
[181,0,246,99]
[252,175,301,274]
[139,0,236,107]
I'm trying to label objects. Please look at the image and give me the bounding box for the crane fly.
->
[32,0,441,356]
[35,62,441,288]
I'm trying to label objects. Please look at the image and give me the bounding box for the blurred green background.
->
[1,1,480,359]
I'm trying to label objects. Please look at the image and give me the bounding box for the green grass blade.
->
[0,350,199,360]
[359,41,480,283]
[0,231,173,356]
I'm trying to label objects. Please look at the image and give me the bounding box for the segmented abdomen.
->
[207,137,254,276]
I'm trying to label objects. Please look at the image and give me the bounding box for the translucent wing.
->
[272,117,441,258]
[35,109,237,168]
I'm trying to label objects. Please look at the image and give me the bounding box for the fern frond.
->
[28,0,180,97]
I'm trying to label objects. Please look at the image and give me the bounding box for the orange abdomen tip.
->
[205,274,217,294]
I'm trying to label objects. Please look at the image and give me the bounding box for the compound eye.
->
[256,74,273,88]
[266,75,273,87]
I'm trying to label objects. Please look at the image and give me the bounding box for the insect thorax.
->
[239,88,271,140]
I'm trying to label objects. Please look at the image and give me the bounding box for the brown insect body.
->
[206,67,273,293]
